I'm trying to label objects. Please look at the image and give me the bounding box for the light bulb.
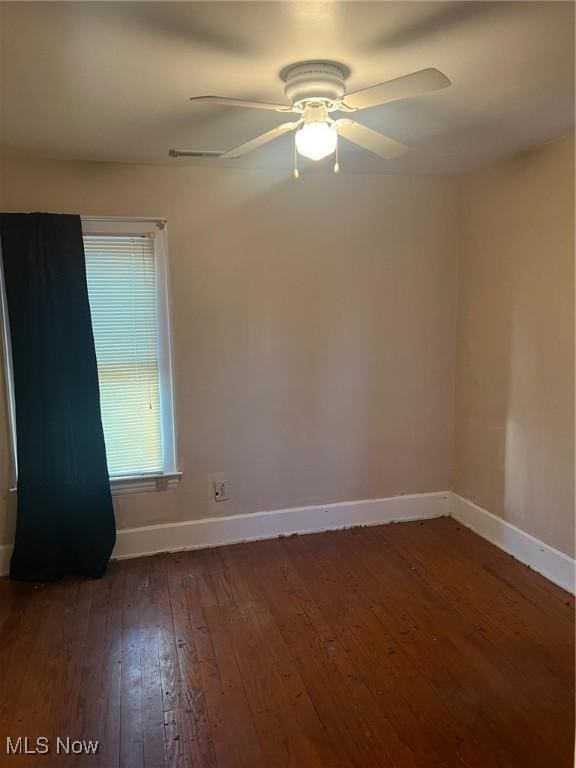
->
[295,121,337,161]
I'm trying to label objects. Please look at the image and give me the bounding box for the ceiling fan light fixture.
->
[295,121,337,161]
[177,61,451,165]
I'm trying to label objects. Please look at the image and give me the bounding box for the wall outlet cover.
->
[213,479,229,502]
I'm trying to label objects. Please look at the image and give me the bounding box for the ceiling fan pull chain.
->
[293,136,300,179]
[334,133,340,174]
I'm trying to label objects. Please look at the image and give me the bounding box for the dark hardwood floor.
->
[0,516,573,768]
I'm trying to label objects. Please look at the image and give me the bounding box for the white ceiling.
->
[0,1,574,174]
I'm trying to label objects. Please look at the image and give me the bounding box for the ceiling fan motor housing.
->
[281,61,350,106]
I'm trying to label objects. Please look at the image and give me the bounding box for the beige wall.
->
[2,138,572,559]
[455,135,575,556]
[0,159,459,543]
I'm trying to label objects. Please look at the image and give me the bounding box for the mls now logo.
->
[56,737,99,754]
[6,737,99,755]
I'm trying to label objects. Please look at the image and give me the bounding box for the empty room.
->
[0,1,574,766]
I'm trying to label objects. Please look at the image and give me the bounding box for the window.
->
[82,218,179,491]
[1,217,179,494]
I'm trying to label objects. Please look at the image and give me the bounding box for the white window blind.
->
[84,233,163,477]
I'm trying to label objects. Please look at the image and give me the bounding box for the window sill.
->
[8,472,182,497]
[110,472,182,496]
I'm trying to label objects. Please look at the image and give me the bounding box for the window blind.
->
[84,234,163,477]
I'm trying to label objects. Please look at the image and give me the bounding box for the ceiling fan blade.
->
[221,122,299,159]
[336,120,408,159]
[190,95,292,112]
[342,68,450,111]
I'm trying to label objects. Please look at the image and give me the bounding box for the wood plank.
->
[0,520,573,768]
[379,519,573,692]
[336,526,571,767]
[180,556,243,768]
[48,578,94,768]
[13,580,78,768]
[220,544,342,767]
[430,517,574,625]
[254,537,449,768]
[282,532,500,768]
[141,556,168,768]
[164,553,218,768]
[119,558,146,768]
[81,561,126,768]
[0,581,54,754]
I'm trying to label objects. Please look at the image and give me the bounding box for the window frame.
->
[0,216,180,495]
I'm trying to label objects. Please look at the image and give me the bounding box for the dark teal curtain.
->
[0,213,116,581]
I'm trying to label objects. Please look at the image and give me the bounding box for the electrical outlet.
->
[213,479,229,502]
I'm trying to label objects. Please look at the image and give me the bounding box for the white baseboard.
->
[0,491,449,576]
[113,491,449,561]
[450,493,575,594]
[3,491,571,595]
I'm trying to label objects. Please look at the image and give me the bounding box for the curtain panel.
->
[0,212,115,581]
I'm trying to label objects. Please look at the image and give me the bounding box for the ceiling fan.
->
[169,61,450,175]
